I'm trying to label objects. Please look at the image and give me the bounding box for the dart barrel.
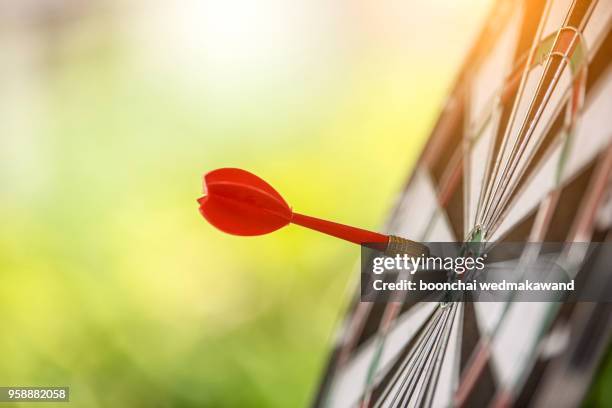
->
[385,236,430,257]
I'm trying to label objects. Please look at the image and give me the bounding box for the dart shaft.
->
[291,213,430,257]
[291,212,388,245]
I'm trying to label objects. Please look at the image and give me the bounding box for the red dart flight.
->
[197,168,427,254]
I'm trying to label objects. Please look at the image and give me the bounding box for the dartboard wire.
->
[465,36,534,150]
[415,303,459,408]
[370,308,441,407]
[470,0,604,237]
[335,193,437,369]
[467,103,502,238]
[482,0,600,233]
[463,5,535,237]
[457,194,567,404]
[479,0,588,222]
[464,36,586,241]
[358,267,439,405]
[466,50,541,235]
[466,67,535,238]
[455,151,611,406]
[469,52,535,236]
[480,34,574,231]
[486,50,598,239]
[461,6,523,238]
[361,298,449,406]
[391,309,447,407]
[455,141,611,406]
[357,172,462,405]
[464,103,503,234]
[421,303,463,408]
[485,86,575,238]
[485,39,581,214]
[457,207,565,402]
[398,305,456,407]
[492,149,612,405]
[486,84,583,238]
[440,1,608,404]
[370,306,445,407]
[488,16,612,239]
[476,0,557,240]
[477,0,576,232]
[353,216,441,406]
[482,28,588,234]
[454,268,551,405]
[462,14,611,369]
[389,305,454,407]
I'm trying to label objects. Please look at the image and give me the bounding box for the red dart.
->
[197,168,427,254]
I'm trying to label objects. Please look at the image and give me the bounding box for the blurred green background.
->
[0,0,501,406]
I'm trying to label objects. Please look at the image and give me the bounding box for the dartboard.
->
[314,0,612,407]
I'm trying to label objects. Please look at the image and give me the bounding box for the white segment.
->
[389,169,438,240]
[564,67,612,180]
[540,0,573,39]
[468,119,497,232]
[483,64,545,225]
[473,258,521,336]
[430,303,464,408]
[329,302,436,408]
[490,302,551,387]
[377,308,444,408]
[483,0,611,231]
[475,301,507,337]
[488,27,612,238]
[495,63,573,218]
[490,144,562,242]
[427,210,457,242]
[583,0,612,50]
[468,6,522,129]
[328,339,376,408]
[377,302,438,379]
